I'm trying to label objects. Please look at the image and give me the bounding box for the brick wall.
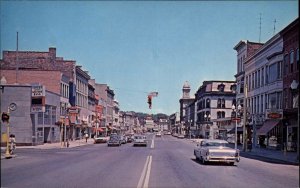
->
[0,70,62,95]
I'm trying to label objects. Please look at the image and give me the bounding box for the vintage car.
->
[133,135,147,147]
[94,136,109,144]
[107,135,121,147]
[156,132,162,137]
[194,139,240,165]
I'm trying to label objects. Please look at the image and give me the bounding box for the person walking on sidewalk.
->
[85,133,89,143]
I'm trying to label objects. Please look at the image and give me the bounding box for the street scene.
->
[1,134,299,188]
[1,1,299,188]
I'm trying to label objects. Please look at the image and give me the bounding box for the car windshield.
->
[204,142,228,147]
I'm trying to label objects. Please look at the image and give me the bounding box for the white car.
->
[156,132,162,137]
[194,139,240,165]
[133,135,147,147]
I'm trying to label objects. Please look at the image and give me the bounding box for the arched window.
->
[222,111,225,118]
[206,99,210,108]
[221,99,225,108]
[290,50,294,73]
[217,111,221,119]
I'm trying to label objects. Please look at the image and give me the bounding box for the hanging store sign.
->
[266,109,283,119]
[32,85,45,97]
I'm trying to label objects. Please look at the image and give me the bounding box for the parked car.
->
[133,135,147,147]
[120,135,127,144]
[178,135,185,139]
[165,132,171,135]
[94,136,109,144]
[127,136,134,143]
[107,135,121,147]
[194,139,240,165]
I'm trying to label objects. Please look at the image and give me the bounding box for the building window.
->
[232,99,236,106]
[221,111,225,118]
[269,62,280,83]
[261,67,264,86]
[206,99,210,108]
[217,98,221,108]
[257,70,260,88]
[218,84,225,92]
[221,99,225,108]
[290,50,294,73]
[265,65,269,84]
[269,93,277,110]
[284,54,289,76]
[297,48,299,70]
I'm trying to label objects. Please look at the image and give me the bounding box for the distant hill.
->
[134,112,169,124]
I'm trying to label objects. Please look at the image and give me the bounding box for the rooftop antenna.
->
[259,13,262,43]
[273,19,277,35]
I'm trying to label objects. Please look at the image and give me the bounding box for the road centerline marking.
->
[143,155,152,188]
[137,156,150,188]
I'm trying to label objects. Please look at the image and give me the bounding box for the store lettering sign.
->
[31,106,45,113]
[32,86,45,97]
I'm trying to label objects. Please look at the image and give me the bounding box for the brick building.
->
[281,18,299,152]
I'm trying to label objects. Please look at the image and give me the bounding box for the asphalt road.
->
[1,133,299,188]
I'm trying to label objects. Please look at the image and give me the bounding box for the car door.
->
[199,141,207,158]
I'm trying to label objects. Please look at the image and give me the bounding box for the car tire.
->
[229,162,234,166]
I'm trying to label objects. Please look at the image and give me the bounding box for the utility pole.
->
[243,84,248,152]
[16,32,19,84]
[259,13,262,43]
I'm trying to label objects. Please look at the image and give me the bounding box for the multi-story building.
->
[96,84,115,128]
[158,119,168,132]
[281,18,299,152]
[179,81,194,135]
[233,40,264,108]
[74,66,91,139]
[169,112,180,134]
[195,81,236,140]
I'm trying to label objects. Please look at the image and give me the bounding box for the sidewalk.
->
[189,138,299,165]
[1,138,95,159]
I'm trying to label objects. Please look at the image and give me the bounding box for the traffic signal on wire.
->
[147,96,152,109]
[1,112,10,123]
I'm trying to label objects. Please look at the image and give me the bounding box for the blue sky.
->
[1,1,298,115]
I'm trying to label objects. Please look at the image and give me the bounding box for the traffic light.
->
[1,112,10,123]
[147,96,152,109]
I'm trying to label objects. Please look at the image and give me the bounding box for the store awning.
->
[257,120,280,136]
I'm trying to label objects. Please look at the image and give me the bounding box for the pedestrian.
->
[9,134,16,155]
[247,139,252,152]
[85,133,89,143]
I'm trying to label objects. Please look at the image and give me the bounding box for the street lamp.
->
[290,79,299,162]
[189,119,192,139]
[4,103,17,158]
[232,104,242,150]
[204,114,211,139]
